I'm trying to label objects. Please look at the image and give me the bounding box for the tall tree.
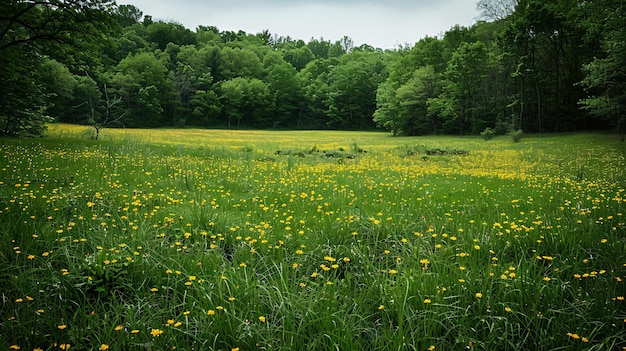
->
[578,0,626,139]
[0,0,116,136]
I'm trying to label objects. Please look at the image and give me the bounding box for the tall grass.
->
[1,126,624,350]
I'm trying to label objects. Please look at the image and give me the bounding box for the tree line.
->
[1,0,624,138]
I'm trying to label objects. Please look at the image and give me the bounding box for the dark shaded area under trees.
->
[1,0,624,138]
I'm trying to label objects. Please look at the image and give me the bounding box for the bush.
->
[481,127,496,140]
[510,129,523,142]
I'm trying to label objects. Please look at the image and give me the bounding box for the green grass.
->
[1,126,625,350]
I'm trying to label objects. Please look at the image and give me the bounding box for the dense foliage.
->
[1,0,624,137]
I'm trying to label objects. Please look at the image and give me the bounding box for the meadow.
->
[1,124,625,350]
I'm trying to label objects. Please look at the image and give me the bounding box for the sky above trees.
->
[118,0,481,49]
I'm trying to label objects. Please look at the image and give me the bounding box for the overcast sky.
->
[119,0,482,49]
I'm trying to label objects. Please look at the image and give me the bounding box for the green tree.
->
[114,4,143,27]
[373,79,402,135]
[110,51,170,127]
[219,77,271,128]
[327,51,387,129]
[395,66,442,135]
[38,58,78,122]
[0,0,116,136]
[296,58,334,128]
[144,21,197,50]
[432,42,490,135]
[264,52,300,127]
[578,0,626,140]
[217,46,264,81]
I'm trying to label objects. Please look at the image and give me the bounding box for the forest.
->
[1,0,624,138]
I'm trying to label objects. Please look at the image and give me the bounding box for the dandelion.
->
[9,346,20,350]
[114,325,123,331]
[389,269,398,274]
[99,345,109,350]
[58,324,67,330]
[505,307,512,313]
[58,344,71,350]
[424,298,432,304]
[567,332,580,339]
[207,310,215,315]
[151,329,163,337]
[130,329,139,334]
[428,346,436,351]
[258,316,266,323]
[378,305,385,310]
[228,297,236,302]
[543,277,551,282]
[475,292,483,299]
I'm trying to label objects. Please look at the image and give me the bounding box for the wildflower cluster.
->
[1,129,624,350]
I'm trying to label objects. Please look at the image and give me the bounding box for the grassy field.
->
[1,124,625,350]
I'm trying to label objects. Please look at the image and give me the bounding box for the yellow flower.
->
[207,310,215,315]
[505,307,512,313]
[58,324,67,330]
[428,346,436,351]
[59,344,71,350]
[258,316,266,323]
[99,345,109,350]
[424,299,432,304]
[150,328,163,337]
[378,305,385,310]
[475,293,483,299]
[114,325,123,331]
[9,346,20,350]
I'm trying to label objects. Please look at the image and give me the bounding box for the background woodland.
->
[1,0,624,138]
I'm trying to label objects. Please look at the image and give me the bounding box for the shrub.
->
[510,129,523,142]
[481,127,496,141]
